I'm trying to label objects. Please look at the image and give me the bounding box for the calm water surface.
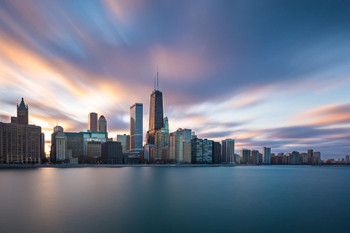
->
[0,166,349,233]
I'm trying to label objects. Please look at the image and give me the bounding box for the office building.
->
[154,117,169,162]
[98,115,107,135]
[88,112,98,132]
[130,103,143,154]
[234,154,241,164]
[307,149,313,164]
[147,73,164,144]
[312,152,321,165]
[222,139,235,164]
[262,147,271,164]
[191,138,213,164]
[143,144,154,163]
[40,132,45,162]
[212,141,221,164]
[101,141,123,164]
[241,149,251,164]
[169,128,192,163]
[250,150,260,164]
[0,98,41,164]
[117,134,130,154]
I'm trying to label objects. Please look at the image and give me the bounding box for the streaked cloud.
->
[0,0,349,158]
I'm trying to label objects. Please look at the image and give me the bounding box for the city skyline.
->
[0,1,350,158]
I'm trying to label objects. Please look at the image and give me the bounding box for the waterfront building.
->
[250,150,260,165]
[221,139,235,164]
[345,155,350,164]
[40,132,45,162]
[212,141,221,164]
[312,152,321,165]
[117,134,130,154]
[291,151,300,164]
[0,98,41,164]
[147,73,164,144]
[101,141,123,164]
[143,144,154,163]
[55,132,68,162]
[241,149,251,164]
[130,103,143,154]
[154,117,169,162]
[169,128,192,163]
[234,153,241,164]
[98,115,107,138]
[262,147,271,164]
[88,112,98,132]
[307,149,313,164]
[300,153,308,164]
[191,138,213,164]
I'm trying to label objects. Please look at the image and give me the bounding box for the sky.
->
[0,0,349,158]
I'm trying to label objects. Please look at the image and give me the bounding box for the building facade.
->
[148,88,164,144]
[222,139,235,164]
[130,103,143,153]
[262,147,271,164]
[0,98,41,164]
[117,134,130,154]
[191,138,213,164]
[101,141,123,164]
[88,112,98,132]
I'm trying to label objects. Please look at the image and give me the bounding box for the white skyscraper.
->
[222,139,235,164]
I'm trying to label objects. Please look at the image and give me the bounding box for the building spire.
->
[157,71,159,91]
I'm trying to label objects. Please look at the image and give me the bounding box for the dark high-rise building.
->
[0,98,41,164]
[307,149,313,164]
[101,141,123,164]
[40,133,45,162]
[98,115,107,138]
[88,112,98,132]
[212,141,221,164]
[191,138,213,164]
[147,73,163,144]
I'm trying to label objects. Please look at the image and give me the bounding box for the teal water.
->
[0,166,349,233]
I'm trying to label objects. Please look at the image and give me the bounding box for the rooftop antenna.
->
[153,74,156,91]
[157,70,159,91]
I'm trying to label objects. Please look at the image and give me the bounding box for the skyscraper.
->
[262,147,271,164]
[147,73,163,144]
[98,115,107,138]
[154,117,169,162]
[221,139,235,163]
[88,112,98,132]
[10,97,28,125]
[130,103,143,153]
[117,134,130,154]
[0,98,41,164]
[251,150,260,164]
[307,149,313,164]
[241,149,251,164]
[169,128,192,163]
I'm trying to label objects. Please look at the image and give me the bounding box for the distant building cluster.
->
[0,87,347,166]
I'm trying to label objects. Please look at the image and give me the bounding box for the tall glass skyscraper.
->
[130,103,143,153]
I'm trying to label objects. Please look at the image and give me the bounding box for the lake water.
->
[0,166,349,233]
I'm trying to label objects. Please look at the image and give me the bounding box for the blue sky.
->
[0,0,349,158]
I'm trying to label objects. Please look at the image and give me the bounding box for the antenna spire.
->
[157,71,159,91]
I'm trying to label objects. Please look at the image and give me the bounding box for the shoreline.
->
[0,164,348,169]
